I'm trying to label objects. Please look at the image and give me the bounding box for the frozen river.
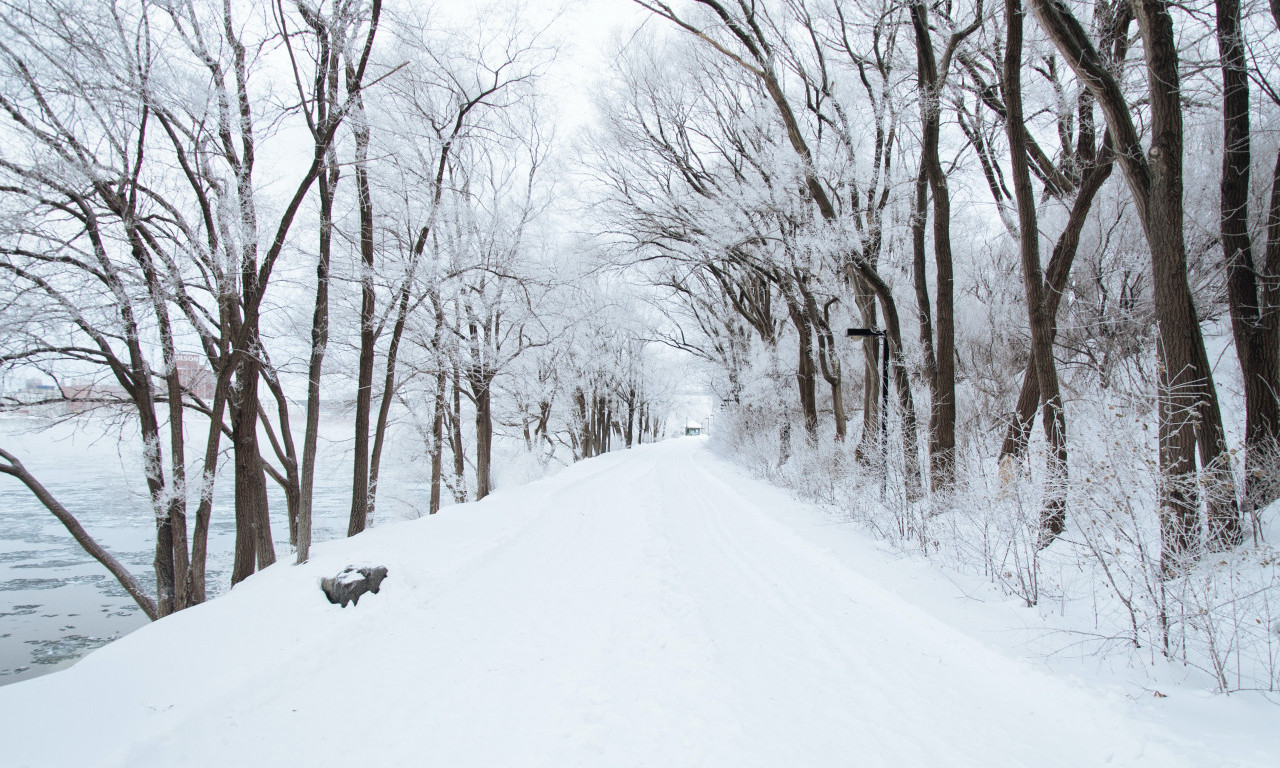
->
[0,414,427,685]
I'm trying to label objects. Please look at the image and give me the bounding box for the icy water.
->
[0,414,425,685]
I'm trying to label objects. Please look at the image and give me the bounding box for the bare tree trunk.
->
[1000,145,1114,466]
[298,153,338,564]
[348,81,376,537]
[574,387,590,460]
[625,388,636,448]
[291,0,349,566]
[910,160,938,418]
[1005,0,1068,547]
[596,394,609,456]
[138,407,176,616]
[258,360,300,550]
[369,285,412,519]
[473,374,494,500]
[606,403,614,452]
[429,301,446,515]
[1217,0,1280,528]
[811,301,846,442]
[451,368,467,502]
[132,225,188,613]
[138,246,190,611]
[787,300,819,440]
[230,347,274,583]
[188,377,228,604]
[852,276,880,459]
[540,398,555,448]
[910,0,960,491]
[1137,0,1237,561]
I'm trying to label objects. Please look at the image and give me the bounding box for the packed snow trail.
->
[0,439,1248,766]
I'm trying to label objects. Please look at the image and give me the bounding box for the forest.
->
[2,0,1279,693]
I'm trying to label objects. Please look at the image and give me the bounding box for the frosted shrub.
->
[1168,553,1280,691]
[946,456,1049,607]
[1243,437,1280,539]
[716,394,1280,692]
[778,436,854,507]
[710,406,786,480]
[1056,407,1280,692]
[1071,446,1168,655]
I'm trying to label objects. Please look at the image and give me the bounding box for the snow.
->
[0,438,1274,767]
[335,568,368,586]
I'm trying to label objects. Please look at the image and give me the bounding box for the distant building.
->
[61,381,126,413]
[685,420,702,436]
[175,354,215,399]
[23,378,57,396]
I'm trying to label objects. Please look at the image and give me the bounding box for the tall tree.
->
[908,0,982,491]
[1003,0,1067,546]
[1214,0,1280,520]
[1030,0,1239,569]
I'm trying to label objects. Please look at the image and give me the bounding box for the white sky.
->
[517,0,653,135]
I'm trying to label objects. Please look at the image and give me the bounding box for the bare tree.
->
[279,0,371,563]
[1214,0,1280,517]
[1030,0,1239,569]
[907,0,983,491]
[344,4,549,530]
[1003,0,1067,545]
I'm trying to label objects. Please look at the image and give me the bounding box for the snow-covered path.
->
[0,439,1257,766]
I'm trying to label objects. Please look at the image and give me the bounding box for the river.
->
[0,413,429,685]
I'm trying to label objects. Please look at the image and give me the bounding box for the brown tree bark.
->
[230,336,275,583]
[348,81,376,538]
[290,0,382,556]
[428,294,448,514]
[1005,0,1068,547]
[625,387,637,448]
[1216,0,1280,528]
[909,0,962,491]
[785,297,820,440]
[472,373,495,500]
[999,144,1114,465]
[298,151,338,564]
[450,367,467,502]
[187,375,228,605]
[851,275,881,459]
[807,292,846,442]
[368,286,410,519]
[999,0,1128,466]
[910,160,938,434]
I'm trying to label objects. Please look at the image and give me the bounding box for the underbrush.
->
[711,402,1280,694]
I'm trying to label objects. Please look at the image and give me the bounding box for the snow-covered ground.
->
[0,437,1275,767]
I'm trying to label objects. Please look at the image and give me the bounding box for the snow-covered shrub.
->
[715,379,1280,692]
[710,405,782,480]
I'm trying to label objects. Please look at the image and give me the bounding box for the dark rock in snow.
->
[320,566,389,608]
